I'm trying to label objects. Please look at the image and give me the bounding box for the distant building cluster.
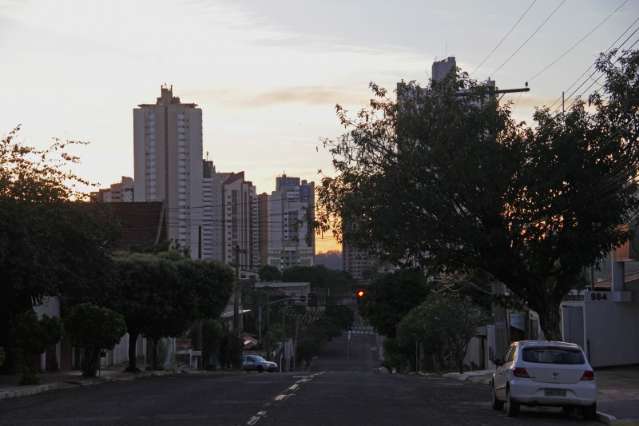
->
[92,85,315,272]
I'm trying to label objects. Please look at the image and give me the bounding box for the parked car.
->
[241,354,278,372]
[490,340,597,419]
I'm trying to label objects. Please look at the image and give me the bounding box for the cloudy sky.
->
[1,0,638,252]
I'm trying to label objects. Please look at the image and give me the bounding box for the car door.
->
[495,345,515,400]
[243,356,255,370]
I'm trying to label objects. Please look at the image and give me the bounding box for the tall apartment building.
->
[342,241,377,282]
[268,175,315,270]
[91,176,134,202]
[201,160,216,261]
[133,85,203,259]
[258,193,269,267]
[202,163,259,270]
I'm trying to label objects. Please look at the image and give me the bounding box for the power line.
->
[567,35,639,109]
[549,15,639,110]
[528,0,629,83]
[492,0,567,77]
[563,29,639,110]
[473,0,538,75]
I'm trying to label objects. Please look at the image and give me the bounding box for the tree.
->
[110,253,234,371]
[64,303,126,377]
[15,311,61,384]
[359,269,431,337]
[201,319,224,370]
[318,50,639,339]
[173,258,234,320]
[0,128,116,371]
[398,293,486,373]
[258,265,282,281]
[282,265,353,296]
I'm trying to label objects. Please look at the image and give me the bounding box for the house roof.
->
[106,202,167,250]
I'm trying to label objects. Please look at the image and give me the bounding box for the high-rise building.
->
[431,56,456,83]
[202,160,216,261]
[91,176,134,202]
[258,193,269,267]
[342,241,377,283]
[203,165,259,270]
[268,174,315,270]
[133,85,203,259]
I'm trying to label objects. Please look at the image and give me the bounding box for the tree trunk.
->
[82,347,100,377]
[126,332,139,372]
[151,339,158,370]
[535,299,562,341]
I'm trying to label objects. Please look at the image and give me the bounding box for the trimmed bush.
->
[64,303,126,377]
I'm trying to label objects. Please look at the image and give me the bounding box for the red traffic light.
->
[356,290,365,298]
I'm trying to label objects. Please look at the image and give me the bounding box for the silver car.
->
[241,354,278,372]
[490,340,597,419]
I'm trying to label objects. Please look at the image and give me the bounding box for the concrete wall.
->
[584,283,639,367]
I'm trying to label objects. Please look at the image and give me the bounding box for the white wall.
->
[584,283,639,367]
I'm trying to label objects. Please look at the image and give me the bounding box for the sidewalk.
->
[596,366,639,425]
[0,366,237,400]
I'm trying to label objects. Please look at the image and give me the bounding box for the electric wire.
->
[567,35,639,109]
[491,0,567,77]
[549,14,639,110]
[528,0,629,83]
[473,0,538,75]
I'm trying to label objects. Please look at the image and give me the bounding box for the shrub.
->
[64,303,126,377]
[15,311,61,385]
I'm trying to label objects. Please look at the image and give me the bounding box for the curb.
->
[597,411,639,426]
[0,382,74,400]
[0,369,239,401]
[440,371,494,386]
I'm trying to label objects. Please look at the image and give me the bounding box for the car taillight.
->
[513,367,530,378]
[581,370,595,381]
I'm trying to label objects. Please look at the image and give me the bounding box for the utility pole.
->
[232,244,247,338]
[233,245,240,338]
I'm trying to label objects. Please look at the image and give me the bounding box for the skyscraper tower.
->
[133,85,203,258]
[268,174,315,270]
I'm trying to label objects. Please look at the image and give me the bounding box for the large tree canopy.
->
[109,252,234,371]
[318,50,639,338]
[0,128,116,371]
[282,265,353,295]
[359,269,431,338]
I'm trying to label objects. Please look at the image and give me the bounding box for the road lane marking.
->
[246,371,325,425]
[247,415,261,425]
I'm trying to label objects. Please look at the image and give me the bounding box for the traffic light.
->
[355,289,366,299]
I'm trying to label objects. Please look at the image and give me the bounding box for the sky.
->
[1,0,638,253]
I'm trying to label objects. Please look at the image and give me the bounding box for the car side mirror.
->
[494,358,504,367]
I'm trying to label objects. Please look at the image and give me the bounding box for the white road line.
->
[247,415,260,425]
[288,384,299,391]
[274,394,289,401]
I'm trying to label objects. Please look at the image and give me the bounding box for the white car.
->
[241,354,278,372]
[490,340,597,419]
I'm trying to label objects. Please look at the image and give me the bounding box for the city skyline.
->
[2,0,638,253]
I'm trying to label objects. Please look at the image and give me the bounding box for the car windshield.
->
[522,347,585,364]
[249,355,266,362]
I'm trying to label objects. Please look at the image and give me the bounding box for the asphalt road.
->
[0,331,599,425]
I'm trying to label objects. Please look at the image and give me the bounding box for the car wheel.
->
[505,387,520,417]
[583,403,597,420]
[257,365,264,373]
[491,381,504,411]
